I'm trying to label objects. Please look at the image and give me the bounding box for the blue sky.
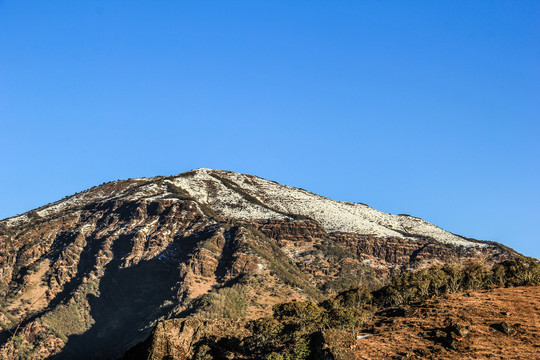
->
[1,1,538,257]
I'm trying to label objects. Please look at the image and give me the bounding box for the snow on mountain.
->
[168,169,479,247]
[1,168,481,247]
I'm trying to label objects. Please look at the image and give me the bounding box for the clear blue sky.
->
[1,1,538,257]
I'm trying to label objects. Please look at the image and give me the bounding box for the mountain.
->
[0,169,515,359]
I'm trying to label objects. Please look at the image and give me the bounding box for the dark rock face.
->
[121,318,250,360]
[255,220,510,280]
[330,233,508,277]
[492,321,516,335]
[0,171,515,359]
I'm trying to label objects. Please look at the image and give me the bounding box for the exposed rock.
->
[124,318,250,360]
[448,322,470,337]
[493,321,516,335]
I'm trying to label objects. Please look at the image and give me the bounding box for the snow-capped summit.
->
[3,168,480,247]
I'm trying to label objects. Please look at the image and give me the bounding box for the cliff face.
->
[122,318,251,360]
[0,169,514,359]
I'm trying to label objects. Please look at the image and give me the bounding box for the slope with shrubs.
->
[138,257,539,360]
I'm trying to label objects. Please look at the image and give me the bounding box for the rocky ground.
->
[353,286,539,359]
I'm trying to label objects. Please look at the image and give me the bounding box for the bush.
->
[193,284,248,319]
[493,257,540,286]
[372,257,540,307]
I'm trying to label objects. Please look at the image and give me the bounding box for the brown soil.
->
[7,259,50,321]
[353,286,540,359]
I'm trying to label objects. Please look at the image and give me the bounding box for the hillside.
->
[0,169,516,359]
[353,286,539,359]
[123,258,540,359]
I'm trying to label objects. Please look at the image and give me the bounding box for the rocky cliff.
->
[0,169,514,359]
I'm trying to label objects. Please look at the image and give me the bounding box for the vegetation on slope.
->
[242,225,324,301]
[186,257,539,360]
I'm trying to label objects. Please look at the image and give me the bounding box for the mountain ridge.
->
[1,168,487,248]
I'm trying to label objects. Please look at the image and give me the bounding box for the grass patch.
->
[40,278,99,341]
[191,284,248,319]
[41,304,88,342]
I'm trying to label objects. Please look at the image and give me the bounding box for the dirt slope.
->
[354,286,539,359]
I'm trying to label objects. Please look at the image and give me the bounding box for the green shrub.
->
[41,303,88,341]
[372,257,540,307]
[193,284,248,319]
[462,261,491,290]
[493,257,540,286]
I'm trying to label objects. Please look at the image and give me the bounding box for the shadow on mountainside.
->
[50,230,205,360]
